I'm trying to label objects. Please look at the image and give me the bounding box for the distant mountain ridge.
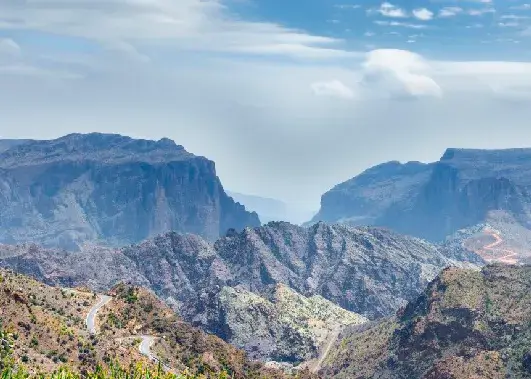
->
[312,148,531,257]
[227,191,288,223]
[228,191,315,225]
[0,133,260,249]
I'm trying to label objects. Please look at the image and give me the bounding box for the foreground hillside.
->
[321,265,531,379]
[0,222,481,364]
[0,133,260,250]
[0,269,313,379]
[311,148,531,263]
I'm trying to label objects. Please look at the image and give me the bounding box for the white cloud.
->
[439,7,463,18]
[498,22,520,28]
[501,15,530,20]
[467,8,496,16]
[0,38,21,56]
[413,8,434,21]
[0,64,82,80]
[510,4,531,10]
[0,0,350,60]
[374,2,408,18]
[311,80,355,99]
[335,4,361,10]
[375,21,427,29]
[360,49,442,98]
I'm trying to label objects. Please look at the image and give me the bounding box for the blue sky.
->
[1,0,531,220]
[231,0,529,59]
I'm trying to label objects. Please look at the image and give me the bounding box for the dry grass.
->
[0,270,315,379]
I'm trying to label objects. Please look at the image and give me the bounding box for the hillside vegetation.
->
[0,269,315,379]
[321,265,531,379]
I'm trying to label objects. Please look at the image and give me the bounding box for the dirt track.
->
[479,230,518,265]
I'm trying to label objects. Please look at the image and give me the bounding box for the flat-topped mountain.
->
[0,133,191,167]
[311,148,531,262]
[312,160,433,226]
[0,133,260,249]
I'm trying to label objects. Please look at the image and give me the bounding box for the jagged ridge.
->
[0,221,480,363]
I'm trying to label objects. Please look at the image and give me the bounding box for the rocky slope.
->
[0,133,260,250]
[217,284,367,363]
[321,265,531,379]
[311,148,531,256]
[0,268,312,378]
[0,222,481,363]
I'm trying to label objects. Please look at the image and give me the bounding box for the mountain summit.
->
[0,133,260,249]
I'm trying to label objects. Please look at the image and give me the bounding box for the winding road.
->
[293,327,342,374]
[83,293,171,372]
[139,336,171,372]
[86,295,112,334]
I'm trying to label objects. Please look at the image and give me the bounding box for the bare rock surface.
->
[0,133,260,249]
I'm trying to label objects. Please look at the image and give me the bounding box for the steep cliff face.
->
[322,265,531,379]
[0,133,260,249]
[312,161,433,225]
[312,148,531,245]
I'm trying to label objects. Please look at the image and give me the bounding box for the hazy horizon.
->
[2,0,531,211]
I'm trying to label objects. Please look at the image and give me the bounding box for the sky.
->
[1,0,531,218]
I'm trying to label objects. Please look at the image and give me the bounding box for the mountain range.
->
[0,133,260,250]
[0,221,482,365]
[5,132,531,379]
[311,148,531,263]
[228,191,316,225]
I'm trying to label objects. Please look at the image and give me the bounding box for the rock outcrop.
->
[0,133,260,249]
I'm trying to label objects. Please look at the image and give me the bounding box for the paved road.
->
[139,336,171,372]
[84,295,171,371]
[86,295,112,334]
